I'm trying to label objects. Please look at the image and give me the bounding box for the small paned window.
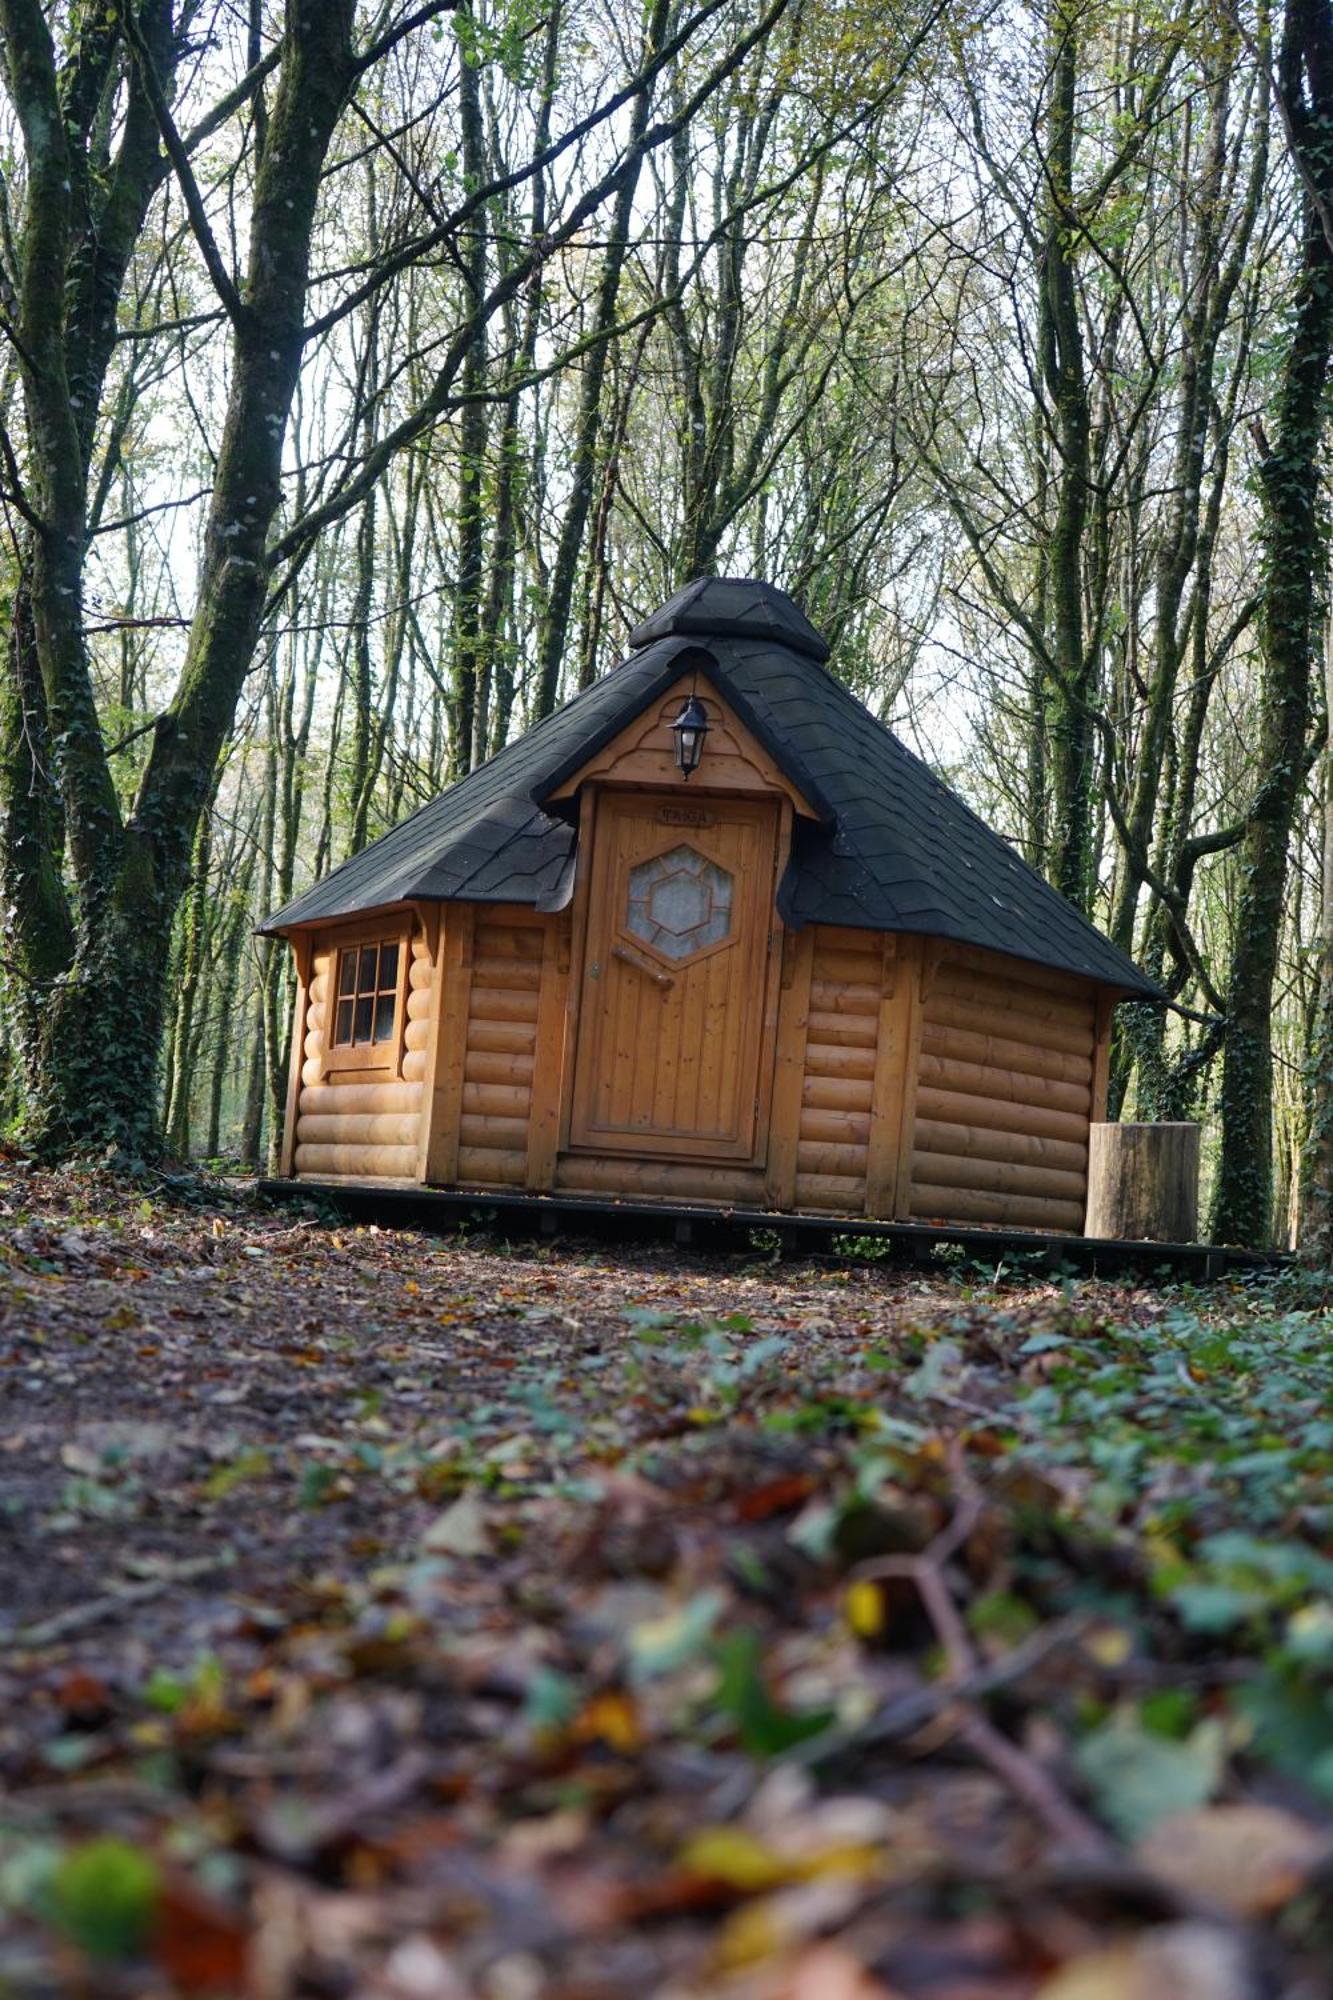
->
[333,940,400,1048]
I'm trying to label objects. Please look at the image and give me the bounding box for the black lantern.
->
[671,693,710,779]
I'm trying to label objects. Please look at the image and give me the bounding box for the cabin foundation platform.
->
[259,1177,1280,1280]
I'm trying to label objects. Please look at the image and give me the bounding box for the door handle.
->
[612,941,674,989]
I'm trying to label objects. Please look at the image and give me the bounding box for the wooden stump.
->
[1085,1122,1201,1243]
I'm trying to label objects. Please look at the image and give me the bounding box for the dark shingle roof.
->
[262,581,1156,996]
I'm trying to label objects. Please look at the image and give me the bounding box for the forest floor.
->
[2,1174,1333,1999]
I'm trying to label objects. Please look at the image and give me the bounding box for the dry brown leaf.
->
[1134,1802,1330,1917]
[1038,1922,1255,2000]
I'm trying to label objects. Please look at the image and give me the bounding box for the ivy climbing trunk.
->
[1037,0,1095,913]
[1212,0,1333,1245]
[0,0,358,1157]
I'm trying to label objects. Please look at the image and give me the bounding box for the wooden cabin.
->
[261,579,1158,1236]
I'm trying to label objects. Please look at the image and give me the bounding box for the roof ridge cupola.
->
[627,576,830,663]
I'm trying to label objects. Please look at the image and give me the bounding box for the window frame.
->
[318,916,412,1076]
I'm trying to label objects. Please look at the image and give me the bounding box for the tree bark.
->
[6,0,357,1158]
[1213,0,1333,1245]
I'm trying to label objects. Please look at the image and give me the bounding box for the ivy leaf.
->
[712,1628,834,1757]
[1075,1709,1225,1842]
[48,1839,159,1961]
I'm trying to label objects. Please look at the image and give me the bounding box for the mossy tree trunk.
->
[0,0,358,1159]
[1037,0,1095,915]
[1212,0,1333,1245]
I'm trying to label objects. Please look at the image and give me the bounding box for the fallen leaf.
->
[421,1488,492,1556]
[1038,1923,1254,2000]
[1135,1802,1330,1917]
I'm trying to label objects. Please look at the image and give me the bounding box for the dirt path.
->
[1,1171,1329,1997]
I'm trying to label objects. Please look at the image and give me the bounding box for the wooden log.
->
[932,966,1093,1033]
[404,1018,430,1053]
[794,1172,865,1211]
[915,1085,1089,1146]
[289,1172,420,1186]
[466,1049,535,1086]
[456,1146,528,1186]
[468,957,543,992]
[802,1074,874,1113]
[555,1157,766,1203]
[298,1113,422,1149]
[294,1143,418,1179]
[933,940,1094,1003]
[914,1116,1087,1176]
[402,1050,428,1083]
[459,1113,529,1150]
[925,992,1095,1060]
[801,1108,872,1145]
[300,1081,422,1116]
[802,1041,876,1082]
[811,924,878,953]
[911,1149,1087,1203]
[406,985,432,1022]
[468,1020,537,1055]
[796,1139,868,1180]
[462,1081,532,1118]
[809,980,880,1015]
[468,985,540,1024]
[909,1182,1084,1232]
[934,956,1094,1011]
[408,955,433,991]
[1085,1122,1200,1242]
[302,1057,322,1089]
[810,946,884,984]
[921,1021,1092,1087]
[470,926,545,960]
[805,1011,878,1049]
[918,1051,1090,1116]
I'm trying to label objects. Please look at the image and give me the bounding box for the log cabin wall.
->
[907,944,1097,1234]
[286,903,1109,1240]
[456,908,544,1188]
[793,926,881,1212]
[290,916,433,1182]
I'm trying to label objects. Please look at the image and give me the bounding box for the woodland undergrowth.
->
[0,1173,1331,1996]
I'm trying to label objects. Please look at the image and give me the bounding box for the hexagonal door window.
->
[625,845,734,962]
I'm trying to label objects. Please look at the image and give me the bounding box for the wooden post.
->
[865,934,924,1218]
[527,913,571,1189]
[279,934,312,1179]
[1085,1122,1201,1242]
[1090,990,1114,1122]
[765,926,814,1208]
[421,905,474,1185]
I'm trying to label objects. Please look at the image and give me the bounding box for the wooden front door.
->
[570,792,782,1161]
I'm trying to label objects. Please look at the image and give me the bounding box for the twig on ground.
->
[849,1440,1113,1857]
[6,1552,236,1651]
